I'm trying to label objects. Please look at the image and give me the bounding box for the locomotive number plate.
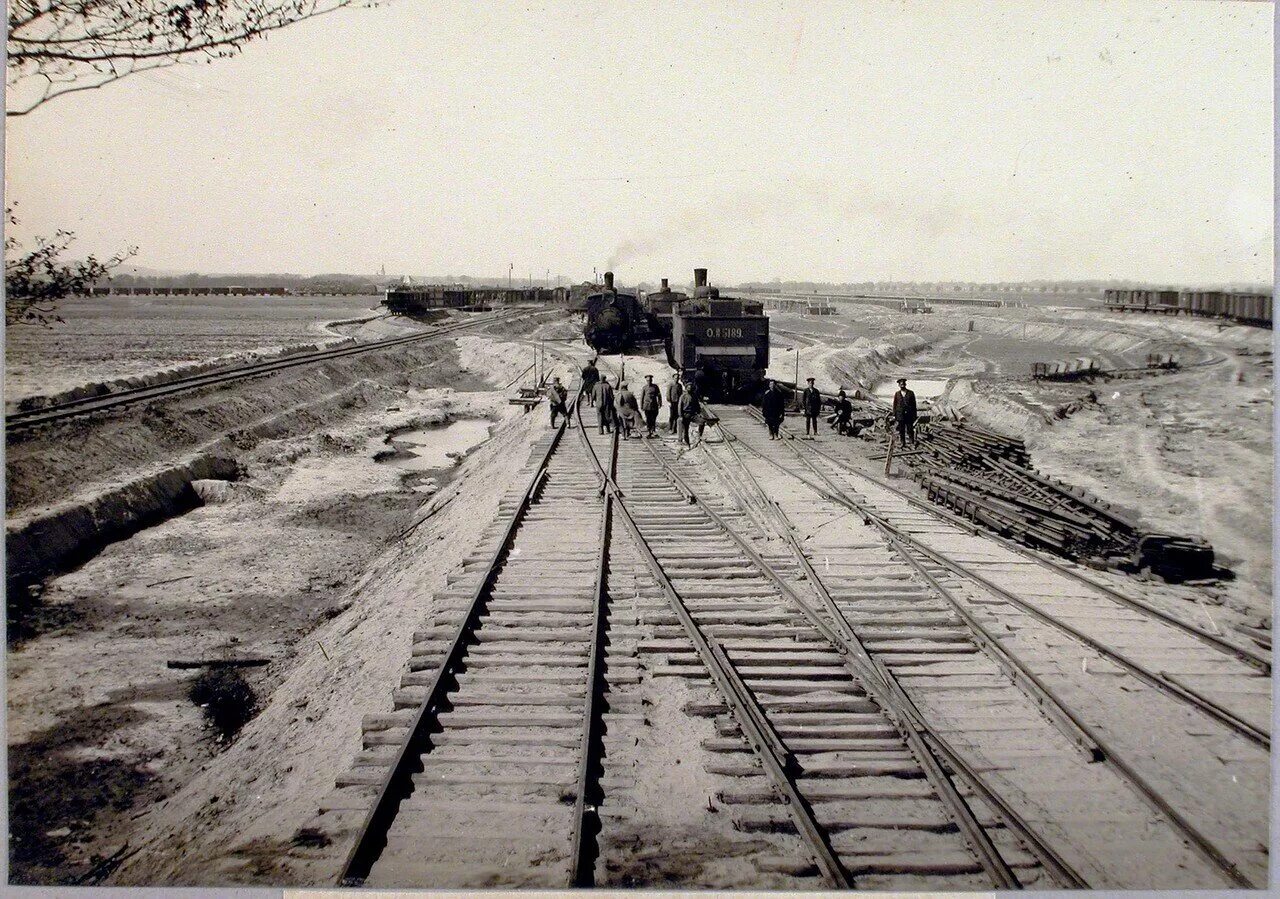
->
[705,327,744,339]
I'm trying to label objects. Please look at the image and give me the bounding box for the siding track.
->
[6,311,522,434]
[714,405,1268,887]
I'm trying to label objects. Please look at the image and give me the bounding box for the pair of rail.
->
[5,310,520,433]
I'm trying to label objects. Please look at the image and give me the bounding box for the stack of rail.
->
[887,420,1214,579]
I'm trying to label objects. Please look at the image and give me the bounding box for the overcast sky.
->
[5,0,1273,285]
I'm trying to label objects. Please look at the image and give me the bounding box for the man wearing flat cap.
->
[892,378,918,448]
[801,376,823,438]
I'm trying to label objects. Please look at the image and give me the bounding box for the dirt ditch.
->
[6,328,559,885]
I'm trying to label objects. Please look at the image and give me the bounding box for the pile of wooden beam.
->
[889,420,1215,580]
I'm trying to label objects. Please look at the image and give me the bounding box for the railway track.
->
[291,341,1266,889]
[602,430,1071,889]
[712,406,1269,886]
[322,385,611,887]
[5,310,522,434]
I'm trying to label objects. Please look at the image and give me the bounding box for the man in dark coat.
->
[678,389,703,447]
[665,376,683,434]
[834,389,853,436]
[616,381,640,438]
[581,358,600,406]
[801,377,823,438]
[892,377,918,447]
[547,377,570,428]
[639,374,662,437]
[761,380,786,439]
[593,378,615,434]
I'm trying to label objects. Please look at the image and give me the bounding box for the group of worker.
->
[551,358,708,447]
[549,358,920,449]
[759,376,919,445]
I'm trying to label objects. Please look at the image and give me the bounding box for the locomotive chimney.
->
[661,278,669,292]
[694,268,708,289]
[604,271,615,292]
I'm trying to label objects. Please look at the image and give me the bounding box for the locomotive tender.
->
[667,268,769,401]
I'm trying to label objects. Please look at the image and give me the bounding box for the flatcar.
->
[582,271,665,354]
[668,268,770,401]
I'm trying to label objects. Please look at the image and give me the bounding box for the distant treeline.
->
[733,279,1272,295]
[104,272,381,291]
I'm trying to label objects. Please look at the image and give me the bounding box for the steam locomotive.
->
[582,272,665,354]
[582,267,770,401]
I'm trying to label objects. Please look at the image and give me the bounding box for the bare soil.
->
[4,294,384,404]
[4,299,1269,886]
[5,324,546,885]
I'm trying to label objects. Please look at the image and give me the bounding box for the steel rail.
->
[713,424,1103,763]
[574,423,851,887]
[567,425,618,887]
[337,392,571,885]
[7,311,519,433]
[766,426,1270,751]
[638,438,1027,890]
[709,429,1089,886]
[768,412,1269,675]
[720,416,1255,888]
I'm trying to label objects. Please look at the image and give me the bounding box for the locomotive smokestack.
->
[604,271,615,291]
[661,278,669,292]
[694,268,708,289]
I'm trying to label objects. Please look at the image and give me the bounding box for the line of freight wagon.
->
[1103,288,1272,328]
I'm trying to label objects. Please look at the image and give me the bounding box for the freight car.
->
[1105,288,1272,328]
[668,268,770,401]
[582,271,666,354]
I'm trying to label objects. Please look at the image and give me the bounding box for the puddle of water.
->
[381,419,493,472]
[872,378,950,401]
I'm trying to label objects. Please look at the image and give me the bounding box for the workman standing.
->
[761,380,786,439]
[547,377,570,428]
[593,377,615,434]
[665,376,684,434]
[834,389,853,436]
[678,388,704,447]
[892,377,918,447]
[581,358,600,406]
[616,381,640,438]
[801,377,823,438]
[639,374,662,438]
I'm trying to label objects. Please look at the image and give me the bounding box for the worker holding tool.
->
[547,377,570,428]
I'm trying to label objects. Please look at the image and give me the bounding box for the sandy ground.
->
[5,326,553,884]
[5,294,384,404]
[4,297,1271,885]
[772,302,1272,624]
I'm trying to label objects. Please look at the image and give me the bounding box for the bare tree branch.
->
[5,207,138,325]
[7,0,376,115]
